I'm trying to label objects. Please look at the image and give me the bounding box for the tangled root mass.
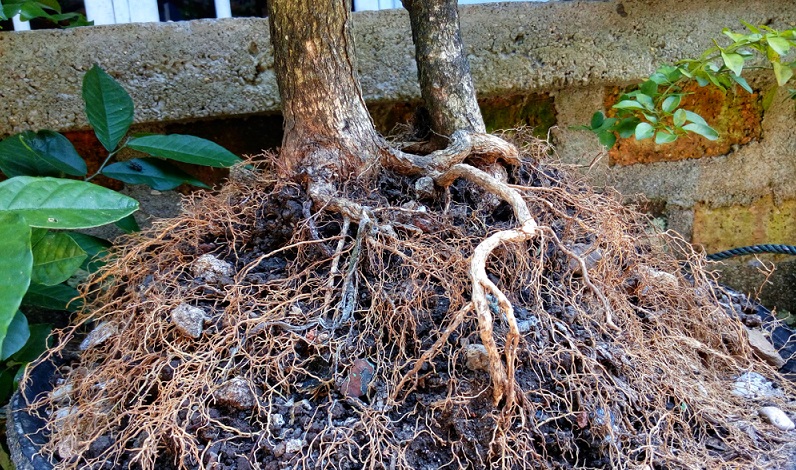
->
[30,135,796,469]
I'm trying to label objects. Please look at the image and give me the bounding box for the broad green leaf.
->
[773,61,794,86]
[683,110,709,126]
[683,123,719,141]
[0,131,87,177]
[762,86,778,111]
[635,122,655,141]
[613,100,646,110]
[17,2,49,20]
[649,72,669,85]
[10,323,52,363]
[722,28,746,43]
[0,311,29,361]
[67,232,111,272]
[767,36,791,55]
[731,74,753,94]
[597,131,616,149]
[673,109,687,127]
[695,75,710,87]
[115,214,140,233]
[0,367,17,406]
[642,113,658,124]
[721,51,744,76]
[635,93,655,111]
[102,158,210,191]
[640,80,658,97]
[0,213,32,351]
[23,282,82,312]
[0,176,138,229]
[31,231,87,286]
[590,112,604,130]
[740,21,760,34]
[83,65,134,152]
[655,131,677,145]
[616,118,640,138]
[127,134,241,168]
[0,1,6,21]
[662,95,681,113]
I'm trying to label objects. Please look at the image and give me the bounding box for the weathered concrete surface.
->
[1,0,796,309]
[1,0,794,136]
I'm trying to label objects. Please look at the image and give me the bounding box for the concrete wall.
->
[1,0,795,309]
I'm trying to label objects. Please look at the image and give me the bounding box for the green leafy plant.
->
[581,22,796,147]
[0,65,242,403]
[0,0,92,28]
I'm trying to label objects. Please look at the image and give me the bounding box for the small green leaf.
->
[642,113,658,124]
[115,214,140,234]
[0,176,139,229]
[649,73,669,85]
[721,51,744,76]
[673,109,687,127]
[762,86,778,111]
[640,80,658,97]
[127,135,241,168]
[616,118,640,138]
[67,232,111,272]
[635,122,655,141]
[590,112,604,130]
[683,123,719,141]
[83,65,134,152]
[730,74,753,94]
[767,35,791,55]
[597,131,617,149]
[683,110,709,126]
[662,95,681,113]
[0,213,32,351]
[655,131,677,145]
[10,324,52,363]
[0,131,87,177]
[635,94,655,111]
[102,158,210,191]
[722,28,746,43]
[31,231,87,286]
[740,21,761,34]
[1,311,29,361]
[17,2,49,21]
[613,100,646,110]
[695,75,710,87]
[23,282,82,312]
[773,61,794,86]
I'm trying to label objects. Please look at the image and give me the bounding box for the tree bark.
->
[402,0,485,143]
[268,0,383,182]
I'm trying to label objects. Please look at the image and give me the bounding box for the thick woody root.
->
[29,136,796,470]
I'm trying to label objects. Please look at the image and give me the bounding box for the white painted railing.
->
[9,0,548,30]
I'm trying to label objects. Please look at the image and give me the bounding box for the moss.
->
[479,93,556,137]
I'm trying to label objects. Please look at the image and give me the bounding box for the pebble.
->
[284,438,304,455]
[464,344,490,371]
[732,372,783,400]
[79,321,118,350]
[214,376,256,410]
[759,406,795,431]
[192,253,233,284]
[171,303,209,339]
[745,328,786,369]
[340,359,375,398]
[414,176,435,200]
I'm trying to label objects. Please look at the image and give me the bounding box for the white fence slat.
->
[129,0,161,23]
[12,16,31,31]
[354,0,380,11]
[84,0,116,25]
[215,0,232,18]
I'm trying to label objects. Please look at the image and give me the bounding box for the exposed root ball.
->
[30,137,796,470]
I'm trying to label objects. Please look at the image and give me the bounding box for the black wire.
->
[707,244,796,261]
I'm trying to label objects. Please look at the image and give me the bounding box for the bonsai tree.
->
[28,1,796,469]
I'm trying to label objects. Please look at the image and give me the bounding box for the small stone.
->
[284,438,304,454]
[759,406,795,431]
[270,413,285,429]
[79,321,118,351]
[214,376,256,410]
[171,303,209,339]
[568,243,603,274]
[732,372,783,400]
[745,328,786,369]
[340,358,375,398]
[464,344,490,371]
[414,176,435,200]
[192,253,233,284]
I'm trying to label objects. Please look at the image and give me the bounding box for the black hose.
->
[707,244,796,261]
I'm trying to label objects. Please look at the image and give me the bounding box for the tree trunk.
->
[267,0,383,183]
[402,0,485,144]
